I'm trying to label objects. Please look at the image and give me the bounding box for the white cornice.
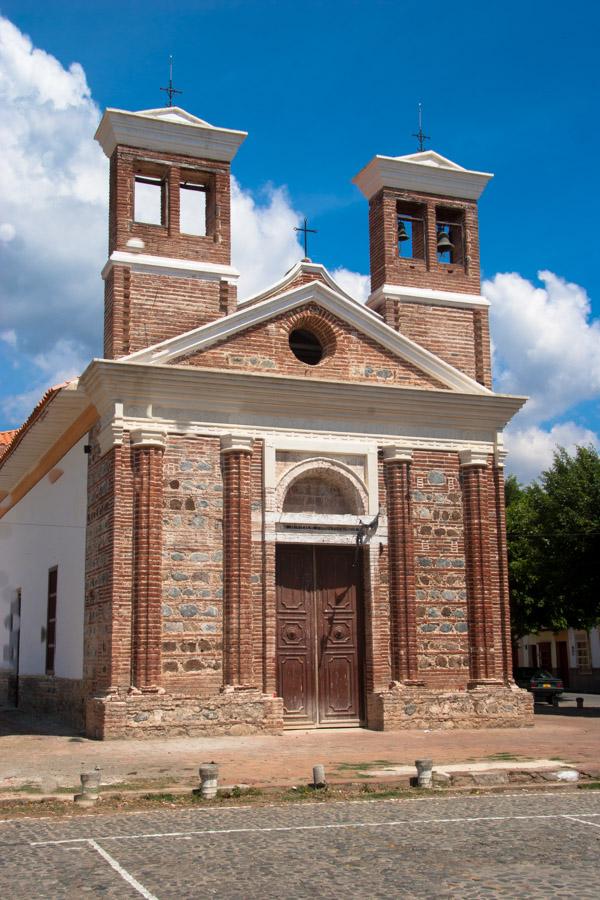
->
[79,360,526,450]
[121,279,490,396]
[101,251,239,283]
[238,260,357,307]
[95,107,247,162]
[368,284,489,311]
[352,152,493,201]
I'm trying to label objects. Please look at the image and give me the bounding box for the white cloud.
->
[484,270,600,481]
[0,329,16,348]
[0,223,15,242]
[505,421,600,484]
[331,267,370,303]
[231,178,304,299]
[484,270,600,425]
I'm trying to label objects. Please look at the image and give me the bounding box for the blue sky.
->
[0,0,599,481]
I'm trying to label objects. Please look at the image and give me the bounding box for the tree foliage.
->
[505,445,600,638]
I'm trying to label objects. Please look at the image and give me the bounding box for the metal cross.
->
[160,55,182,107]
[294,217,317,260]
[412,102,430,152]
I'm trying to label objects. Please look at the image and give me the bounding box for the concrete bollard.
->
[312,765,326,788]
[576,697,584,709]
[199,762,219,799]
[74,768,101,807]
[415,759,433,789]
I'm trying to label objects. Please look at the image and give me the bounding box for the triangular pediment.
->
[122,277,491,395]
[132,107,214,128]
[393,150,467,171]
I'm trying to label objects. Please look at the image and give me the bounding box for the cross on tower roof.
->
[294,217,318,261]
[412,101,430,152]
[160,55,182,107]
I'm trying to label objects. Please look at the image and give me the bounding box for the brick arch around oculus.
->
[276,458,368,516]
[283,307,338,362]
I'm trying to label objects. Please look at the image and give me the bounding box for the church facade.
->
[0,105,533,738]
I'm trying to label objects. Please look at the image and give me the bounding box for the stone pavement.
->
[0,694,598,793]
[1,790,600,898]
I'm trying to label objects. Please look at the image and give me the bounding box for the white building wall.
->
[0,438,87,680]
[589,628,600,668]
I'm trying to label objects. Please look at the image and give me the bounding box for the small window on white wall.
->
[575,632,591,673]
[180,182,207,235]
[134,175,164,225]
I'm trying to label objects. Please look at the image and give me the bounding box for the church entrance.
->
[276,544,364,727]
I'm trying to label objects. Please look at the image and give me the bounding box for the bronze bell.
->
[437,229,453,254]
[397,219,409,242]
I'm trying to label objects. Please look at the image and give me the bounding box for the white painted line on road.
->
[88,839,159,900]
[563,815,600,830]
[30,811,600,846]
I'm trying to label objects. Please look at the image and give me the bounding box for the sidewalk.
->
[1,699,598,793]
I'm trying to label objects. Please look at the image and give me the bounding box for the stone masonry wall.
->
[161,436,225,695]
[410,451,470,688]
[367,682,533,731]
[178,303,446,390]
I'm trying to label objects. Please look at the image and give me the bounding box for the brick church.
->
[0,104,532,737]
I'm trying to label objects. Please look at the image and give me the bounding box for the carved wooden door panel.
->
[276,544,363,726]
[315,546,362,724]
[276,544,316,726]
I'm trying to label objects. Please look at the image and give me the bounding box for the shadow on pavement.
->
[0,706,83,738]
[534,702,600,718]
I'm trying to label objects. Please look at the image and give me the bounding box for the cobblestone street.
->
[1,790,599,898]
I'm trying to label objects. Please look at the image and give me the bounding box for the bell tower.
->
[353,151,494,387]
[95,107,247,358]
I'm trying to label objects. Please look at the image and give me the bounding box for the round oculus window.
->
[288,328,324,365]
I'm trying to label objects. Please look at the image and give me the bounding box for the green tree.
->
[505,446,600,638]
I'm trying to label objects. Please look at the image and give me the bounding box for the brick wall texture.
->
[177,303,447,390]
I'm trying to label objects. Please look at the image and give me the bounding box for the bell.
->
[397,219,409,242]
[437,229,453,254]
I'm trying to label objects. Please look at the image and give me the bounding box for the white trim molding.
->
[220,434,254,454]
[238,259,357,308]
[352,150,493,201]
[101,251,239,284]
[129,428,167,450]
[459,449,489,468]
[382,445,413,464]
[369,283,489,311]
[120,278,492,396]
[95,106,247,162]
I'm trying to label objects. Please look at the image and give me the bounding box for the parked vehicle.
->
[514,667,564,703]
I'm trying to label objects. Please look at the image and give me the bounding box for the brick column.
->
[383,446,419,682]
[460,450,498,685]
[493,447,514,683]
[221,434,254,687]
[131,429,166,692]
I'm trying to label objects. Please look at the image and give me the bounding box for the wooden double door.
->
[276,544,364,727]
